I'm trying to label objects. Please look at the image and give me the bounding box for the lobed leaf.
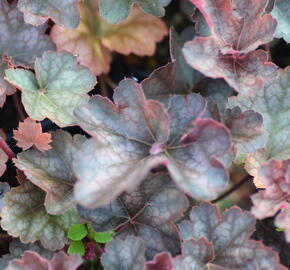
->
[6,250,82,270]
[51,1,167,75]
[73,79,231,208]
[177,202,286,269]
[5,51,96,127]
[99,0,171,24]
[101,236,145,270]
[271,0,290,43]
[190,0,277,54]
[0,149,8,178]
[0,0,55,107]
[0,181,81,250]
[77,173,188,259]
[145,252,173,270]
[228,67,290,184]
[14,130,86,214]
[67,224,87,241]
[13,118,52,151]
[17,0,80,29]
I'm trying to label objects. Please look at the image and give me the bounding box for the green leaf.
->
[5,51,96,127]
[68,224,88,241]
[67,240,85,256]
[92,231,114,244]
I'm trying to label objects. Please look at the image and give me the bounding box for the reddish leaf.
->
[14,118,52,152]
[0,149,8,178]
[6,251,82,270]
[145,252,173,270]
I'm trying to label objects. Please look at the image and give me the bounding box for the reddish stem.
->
[0,136,15,159]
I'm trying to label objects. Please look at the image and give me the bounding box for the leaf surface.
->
[145,252,173,270]
[18,0,80,29]
[99,0,171,23]
[0,181,81,250]
[271,0,290,43]
[101,236,145,270]
[0,0,55,107]
[0,149,8,177]
[5,51,96,127]
[74,79,231,208]
[14,130,86,214]
[6,251,82,270]
[77,173,188,259]
[13,118,52,151]
[177,202,286,269]
[51,2,167,75]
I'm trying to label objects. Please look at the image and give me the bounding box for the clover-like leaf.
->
[228,67,290,184]
[0,181,81,250]
[77,173,188,259]
[99,0,171,24]
[0,0,55,107]
[5,51,96,127]
[101,236,145,270]
[190,0,277,54]
[271,0,290,43]
[0,149,8,178]
[251,159,290,242]
[13,118,52,151]
[146,252,173,270]
[177,202,286,269]
[51,1,167,75]
[183,37,278,93]
[14,130,86,215]
[6,251,82,270]
[17,0,80,29]
[73,78,230,208]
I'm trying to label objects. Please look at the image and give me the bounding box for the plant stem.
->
[0,136,15,159]
[211,174,252,203]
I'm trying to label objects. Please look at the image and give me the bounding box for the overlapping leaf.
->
[176,202,286,269]
[228,67,290,185]
[0,0,55,107]
[271,0,290,43]
[0,181,81,250]
[101,236,145,270]
[6,251,82,270]
[183,0,278,93]
[0,149,8,177]
[99,0,171,23]
[0,182,10,210]
[145,252,173,270]
[77,173,188,259]
[14,118,52,151]
[73,78,231,208]
[251,159,290,242]
[17,0,80,29]
[51,1,167,75]
[14,130,86,215]
[5,51,96,127]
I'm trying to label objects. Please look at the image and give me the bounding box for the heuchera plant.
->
[0,0,290,269]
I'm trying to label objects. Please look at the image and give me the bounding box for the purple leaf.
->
[177,202,286,269]
[101,236,145,270]
[77,173,188,259]
[145,252,173,270]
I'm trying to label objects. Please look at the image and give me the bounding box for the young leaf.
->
[177,202,286,269]
[77,173,188,259]
[67,240,85,257]
[6,251,82,270]
[145,252,173,270]
[17,0,81,29]
[13,118,52,152]
[5,51,96,127]
[271,0,290,43]
[0,181,81,250]
[183,37,278,93]
[0,149,8,177]
[99,0,171,23]
[0,0,55,107]
[73,79,231,208]
[93,231,114,244]
[67,224,87,241]
[14,130,87,214]
[101,236,146,270]
[51,1,167,75]
[251,159,290,241]
[228,67,290,184]
[190,0,277,54]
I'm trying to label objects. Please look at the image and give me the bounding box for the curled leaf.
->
[13,118,52,152]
